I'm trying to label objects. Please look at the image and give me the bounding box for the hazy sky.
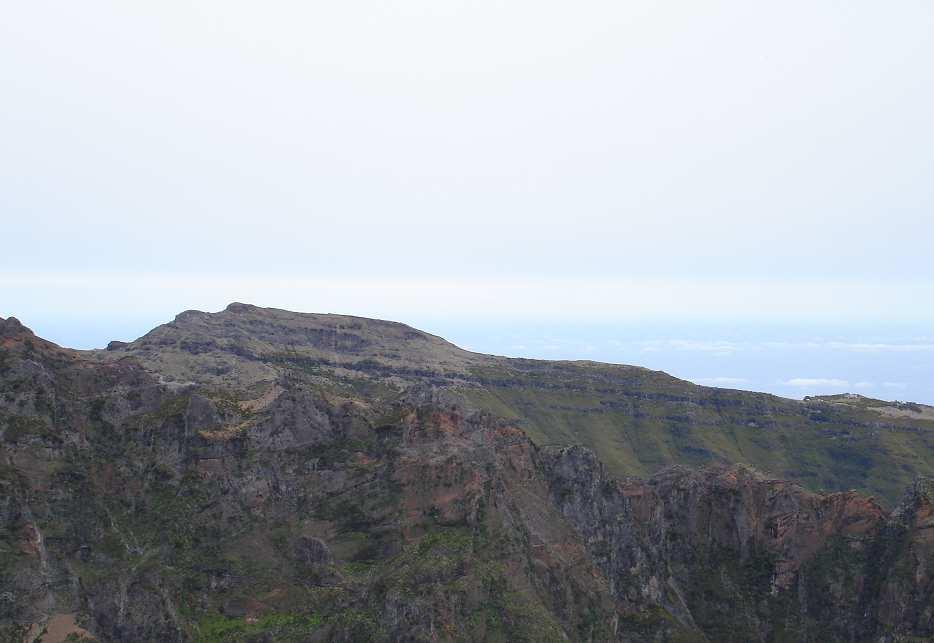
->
[2,2,933,400]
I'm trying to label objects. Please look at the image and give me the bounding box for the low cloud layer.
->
[782,378,850,389]
[690,377,750,387]
[4,273,934,328]
[636,338,934,355]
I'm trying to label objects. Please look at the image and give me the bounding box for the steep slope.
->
[96,304,934,505]
[544,447,934,640]
[2,313,932,641]
[463,362,934,506]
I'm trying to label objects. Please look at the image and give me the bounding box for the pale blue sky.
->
[2,1,933,401]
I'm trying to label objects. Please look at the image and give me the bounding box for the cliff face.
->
[1,309,933,641]
[543,446,933,641]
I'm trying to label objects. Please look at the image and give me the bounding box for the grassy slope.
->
[461,361,934,506]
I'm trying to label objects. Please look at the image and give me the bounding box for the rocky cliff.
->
[1,307,932,641]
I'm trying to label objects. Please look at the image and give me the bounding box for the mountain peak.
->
[0,316,31,338]
[0,317,49,352]
[98,303,477,390]
[224,301,258,314]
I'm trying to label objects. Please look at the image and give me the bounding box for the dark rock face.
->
[0,308,932,641]
[294,536,332,566]
[542,446,933,640]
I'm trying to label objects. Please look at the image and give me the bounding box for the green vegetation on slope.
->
[462,362,934,505]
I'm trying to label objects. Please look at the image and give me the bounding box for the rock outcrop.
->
[543,445,933,640]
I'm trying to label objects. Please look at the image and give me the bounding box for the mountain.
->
[1,305,932,641]
[96,303,934,504]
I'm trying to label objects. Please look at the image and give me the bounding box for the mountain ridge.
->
[78,303,934,506]
[1,306,932,640]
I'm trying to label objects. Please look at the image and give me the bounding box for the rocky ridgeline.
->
[0,309,932,641]
[93,304,934,505]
